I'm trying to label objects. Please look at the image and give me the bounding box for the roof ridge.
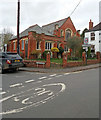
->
[29,24,38,28]
[42,17,68,27]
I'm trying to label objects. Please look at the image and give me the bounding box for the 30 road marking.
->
[39,76,47,80]
[25,79,35,83]
[10,83,23,88]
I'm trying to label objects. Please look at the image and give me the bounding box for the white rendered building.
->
[85,20,101,53]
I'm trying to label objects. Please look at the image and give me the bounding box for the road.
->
[0,68,99,118]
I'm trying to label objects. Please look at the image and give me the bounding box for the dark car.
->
[0,52,23,73]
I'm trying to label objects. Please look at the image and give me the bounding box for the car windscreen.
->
[6,53,22,59]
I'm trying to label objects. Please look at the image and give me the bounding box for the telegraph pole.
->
[17,0,20,54]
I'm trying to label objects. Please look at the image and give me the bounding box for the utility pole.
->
[17,0,20,54]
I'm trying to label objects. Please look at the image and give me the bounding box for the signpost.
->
[82,37,91,65]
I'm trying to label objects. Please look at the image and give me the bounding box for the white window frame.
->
[13,42,16,50]
[64,45,68,52]
[36,41,40,50]
[22,40,24,50]
[91,32,95,41]
[45,42,52,50]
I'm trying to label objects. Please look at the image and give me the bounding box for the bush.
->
[51,47,59,52]
[58,47,64,58]
[67,54,71,60]
[42,51,50,59]
[31,50,41,59]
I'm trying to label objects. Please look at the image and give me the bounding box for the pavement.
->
[19,63,101,73]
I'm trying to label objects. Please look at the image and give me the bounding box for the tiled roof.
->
[42,17,68,34]
[11,17,69,40]
[87,22,101,32]
[11,24,54,40]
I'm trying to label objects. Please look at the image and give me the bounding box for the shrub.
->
[42,51,50,59]
[51,47,59,52]
[31,50,41,59]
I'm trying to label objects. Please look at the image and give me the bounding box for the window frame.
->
[45,42,52,50]
[36,41,40,50]
[21,40,24,50]
[13,42,16,51]
[91,32,95,41]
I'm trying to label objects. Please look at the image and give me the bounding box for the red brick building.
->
[7,17,80,59]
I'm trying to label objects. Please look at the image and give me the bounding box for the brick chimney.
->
[89,19,93,30]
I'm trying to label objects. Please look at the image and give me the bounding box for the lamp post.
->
[17,0,20,54]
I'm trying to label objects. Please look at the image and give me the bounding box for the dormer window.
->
[55,24,59,30]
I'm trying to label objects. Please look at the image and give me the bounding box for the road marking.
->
[0,91,6,95]
[0,88,2,90]
[0,82,66,115]
[72,71,82,74]
[25,79,35,83]
[50,74,57,77]
[10,83,23,88]
[55,75,63,77]
[64,73,70,75]
[38,76,47,80]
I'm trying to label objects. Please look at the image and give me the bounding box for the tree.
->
[81,28,88,38]
[67,36,83,57]
[58,47,64,58]
[2,28,14,45]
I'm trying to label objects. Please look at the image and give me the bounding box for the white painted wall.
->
[85,30,101,53]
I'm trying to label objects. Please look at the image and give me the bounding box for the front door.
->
[25,40,28,59]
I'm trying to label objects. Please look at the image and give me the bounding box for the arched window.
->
[61,30,64,37]
[65,29,72,41]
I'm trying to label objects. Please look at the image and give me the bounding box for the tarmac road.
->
[0,68,99,118]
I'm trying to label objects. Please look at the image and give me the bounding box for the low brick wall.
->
[67,61,85,67]
[87,59,100,65]
[23,60,46,68]
[66,59,101,68]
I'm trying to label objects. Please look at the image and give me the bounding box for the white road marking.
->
[50,74,57,77]
[64,73,70,75]
[55,75,63,77]
[0,91,6,95]
[0,88,2,90]
[10,83,23,88]
[38,76,47,80]
[72,71,82,74]
[22,98,32,104]
[25,79,35,83]
[0,82,66,115]
[47,78,52,80]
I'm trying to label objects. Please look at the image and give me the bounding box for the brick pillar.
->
[62,52,67,68]
[82,52,86,63]
[96,52,100,62]
[46,52,50,68]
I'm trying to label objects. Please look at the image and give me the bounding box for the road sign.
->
[84,37,88,44]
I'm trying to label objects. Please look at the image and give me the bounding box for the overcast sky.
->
[0,0,101,35]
